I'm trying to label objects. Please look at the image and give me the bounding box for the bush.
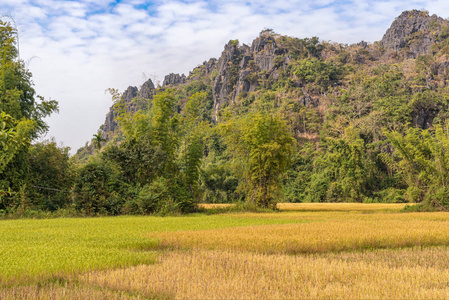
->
[73,161,123,215]
[293,58,342,92]
[137,178,172,214]
[28,140,75,211]
[305,172,329,202]
[126,177,196,215]
[373,188,406,203]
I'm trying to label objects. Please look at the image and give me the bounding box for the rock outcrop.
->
[103,79,155,134]
[187,58,218,81]
[203,58,217,74]
[102,86,137,134]
[380,10,447,58]
[212,40,245,117]
[139,79,155,98]
[212,34,289,119]
[163,73,186,86]
[251,34,289,71]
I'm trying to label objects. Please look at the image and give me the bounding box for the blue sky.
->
[1,0,448,152]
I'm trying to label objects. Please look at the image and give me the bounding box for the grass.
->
[0,213,303,284]
[276,202,410,211]
[155,209,449,254]
[77,247,449,299]
[3,203,449,299]
[200,202,410,212]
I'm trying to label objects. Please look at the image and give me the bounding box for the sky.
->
[1,0,449,153]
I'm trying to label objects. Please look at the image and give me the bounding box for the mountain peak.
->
[380,9,447,58]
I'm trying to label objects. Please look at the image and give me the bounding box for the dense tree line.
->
[0,20,62,214]
[3,12,449,215]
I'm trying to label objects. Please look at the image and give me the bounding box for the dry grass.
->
[6,247,449,299]
[198,203,413,212]
[199,202,409,212]
[77,247,449,299]
[0,283,140,300]
[276,202,409,211]
[153,211,449,254]
[199,203,234,209]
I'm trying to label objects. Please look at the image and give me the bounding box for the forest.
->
[2,9,449,216]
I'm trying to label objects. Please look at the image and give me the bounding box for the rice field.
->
[2,203,449,299]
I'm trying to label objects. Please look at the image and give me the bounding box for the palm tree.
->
[92,131,106,150]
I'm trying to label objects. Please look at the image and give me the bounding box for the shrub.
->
[73,161,123,215]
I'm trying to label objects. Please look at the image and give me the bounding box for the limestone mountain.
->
[71,9,449,208]
[77,9,449,160]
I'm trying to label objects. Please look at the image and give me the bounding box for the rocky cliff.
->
[381,10,449,58]
[212,33,290,119]
[163,73,186,86]
[102,79,155,135]
[94,10,449,142]
[139,79,155,98]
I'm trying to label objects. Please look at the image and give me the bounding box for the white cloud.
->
[427,0,449,14]
[1,0,447,153]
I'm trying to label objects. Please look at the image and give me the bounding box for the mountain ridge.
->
[77,9,449,158]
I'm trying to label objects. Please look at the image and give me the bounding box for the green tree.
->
[0,20,58,136]
[384,125,449,209]
[0,19,58,206]
[73,159,123,215]
[293,58,342,92]
[199,131,240,203]
[0,111,34,174]
[101,89,198,214]
[221,112,295,208]
[309,127,369,202]
[28,139,75,210]
[92,131,106,150]
[178,92,211,197]
[151,89,179,165]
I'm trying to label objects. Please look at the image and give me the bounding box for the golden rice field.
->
[2,203,449,299]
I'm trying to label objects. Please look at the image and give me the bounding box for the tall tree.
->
[384,125,449,209]
[0,19,59,204]
[92,131,106,150]
[221,112,295,208]
[0,112,34,174]
[0,20,58,136]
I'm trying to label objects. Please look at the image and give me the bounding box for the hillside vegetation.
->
[3,10,449,214]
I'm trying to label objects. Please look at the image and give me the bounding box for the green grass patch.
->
[0,214,303,284]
